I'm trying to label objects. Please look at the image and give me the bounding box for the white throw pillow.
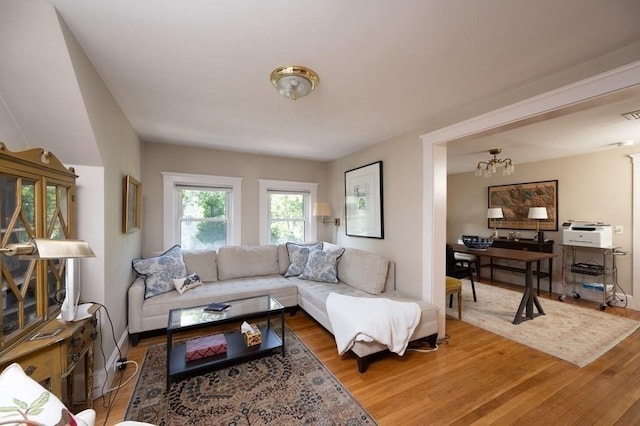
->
[0,363,89,426]
[173,273,203,294]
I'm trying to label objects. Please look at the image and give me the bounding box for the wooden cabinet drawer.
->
[65,320,97,373]
[7,349,56,387]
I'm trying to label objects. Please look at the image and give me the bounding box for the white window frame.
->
[163,172,242,248]
[259,179,318,245]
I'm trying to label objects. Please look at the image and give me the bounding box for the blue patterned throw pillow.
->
[132,245,187,299]
[284,242,323,277]
[299,248,345,283]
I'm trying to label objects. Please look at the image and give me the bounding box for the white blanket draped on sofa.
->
[326,292,421,356]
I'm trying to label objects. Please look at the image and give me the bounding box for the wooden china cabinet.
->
[0,142,78,354]
[0,143,99,409]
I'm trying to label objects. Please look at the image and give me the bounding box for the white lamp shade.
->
[528,207,548,220]
[313,202,333,217]
[487,208,504,219]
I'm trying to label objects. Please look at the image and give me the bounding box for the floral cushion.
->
[299,248,345,283]
[0,363,89,426]
[132,245,187,299]
[284,242,323,277]
[173,273,202,294]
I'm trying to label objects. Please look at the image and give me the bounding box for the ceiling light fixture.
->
[270,65,319,101]
[475,148,515,177]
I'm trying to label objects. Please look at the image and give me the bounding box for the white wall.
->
[328,129,425,299]
[141,142,330,255]
[59,15,143,393]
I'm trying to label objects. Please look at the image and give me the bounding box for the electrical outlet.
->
[114,358,127,372]
[615,225,623,235]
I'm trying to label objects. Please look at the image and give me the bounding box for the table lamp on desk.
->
[0,238,95,321]
[528,207,548,242]
[487,207,503,238]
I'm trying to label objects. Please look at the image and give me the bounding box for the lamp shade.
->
[313,202,333,217]
[0,238,95,258]
[527,207,548,220]
[487,208,504,219]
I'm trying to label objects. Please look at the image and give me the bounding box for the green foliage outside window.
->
[269,193,305,244]
[180,189,228,250]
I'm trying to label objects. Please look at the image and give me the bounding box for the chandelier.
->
[475,148,515,177]
[270,65,319,101]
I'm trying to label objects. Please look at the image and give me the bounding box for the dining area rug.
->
[446,280,640,367]
[125,323,376,425]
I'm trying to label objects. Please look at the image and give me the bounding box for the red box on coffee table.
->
[185,333,227,361]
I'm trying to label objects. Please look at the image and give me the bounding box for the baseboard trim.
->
[92,326,130,401]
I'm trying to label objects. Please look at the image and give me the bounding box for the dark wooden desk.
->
[452,244,556,324]
[490,238,554,295]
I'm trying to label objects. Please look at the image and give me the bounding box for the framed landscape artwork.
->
[345,161,384,238]
[123,174,142,233]
[488,180,558,231]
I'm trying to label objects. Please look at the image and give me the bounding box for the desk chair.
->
[446,243,477,302]
[454,252,480,281]
[446,276,463,319]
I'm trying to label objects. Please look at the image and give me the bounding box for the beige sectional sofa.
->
[128,243,439,372]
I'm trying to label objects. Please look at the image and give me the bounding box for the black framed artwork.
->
[344,161,384,238]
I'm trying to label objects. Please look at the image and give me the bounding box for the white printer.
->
[562,221,613,248]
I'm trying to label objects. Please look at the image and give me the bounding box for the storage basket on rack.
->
[570,263,604,276]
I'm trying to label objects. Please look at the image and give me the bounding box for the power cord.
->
[103,360,140,393]
[86,301,138,426]
[407,335,449,353]
[407,344,439,353]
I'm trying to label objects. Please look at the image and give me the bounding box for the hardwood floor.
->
[94,283,640,425]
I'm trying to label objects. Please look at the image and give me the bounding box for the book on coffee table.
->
[204,302,231,312]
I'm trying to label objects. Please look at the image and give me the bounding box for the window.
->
[163,173,242,249]
[177,186,229,250]
[268,191,307,244]
[259,180,318,245]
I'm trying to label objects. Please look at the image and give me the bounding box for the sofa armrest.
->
[128,277,145,334]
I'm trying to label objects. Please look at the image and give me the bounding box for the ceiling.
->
[10,1,640,170]
[446,86,640,174]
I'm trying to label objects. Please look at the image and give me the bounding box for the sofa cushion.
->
[173,273,203,294]
[182,249,218,282]
[133,245,187,299]
[284,242,323,277]
[299,248,345,283]
[141,275,298,324]
[277,244,290,274]
[338,248,389,295]
[217,245,280,280]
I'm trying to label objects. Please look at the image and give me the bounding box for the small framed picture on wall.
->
[123,174,142,233]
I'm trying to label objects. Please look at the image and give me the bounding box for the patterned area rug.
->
[447,280,640,367]
[125,322,376,425]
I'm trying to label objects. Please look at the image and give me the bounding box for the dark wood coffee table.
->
[166,295,284,390]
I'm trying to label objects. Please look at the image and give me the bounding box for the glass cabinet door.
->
[1,175,39,347]
[44,182,74,318]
